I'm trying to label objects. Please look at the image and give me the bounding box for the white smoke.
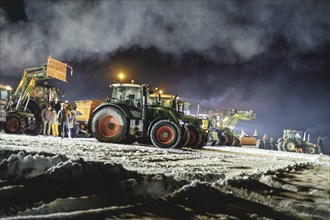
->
[1,1,328,75]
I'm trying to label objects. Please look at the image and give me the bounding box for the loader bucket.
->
[46,56,72,82]
[239,136,257,145]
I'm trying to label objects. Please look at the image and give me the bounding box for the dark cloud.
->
[0,0,329,153]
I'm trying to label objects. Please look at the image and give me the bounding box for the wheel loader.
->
[277,129,320,154]
[204,109,256,146]
[91,83,188,149]
[149,93,207,149]
[3,56,73,135]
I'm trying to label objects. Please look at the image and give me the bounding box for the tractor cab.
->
[110,83,143,110]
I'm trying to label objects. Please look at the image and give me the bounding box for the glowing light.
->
[159,90,163,94]
[5,85,12,91]
[118,72,124,83]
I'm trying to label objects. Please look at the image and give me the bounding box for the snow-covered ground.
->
[0,133,329,219]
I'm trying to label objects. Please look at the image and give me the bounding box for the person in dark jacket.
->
[41,105,52,135]
[70,109,78,138]
[58,104,71,138]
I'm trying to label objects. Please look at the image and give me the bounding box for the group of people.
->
[40,103,78,138]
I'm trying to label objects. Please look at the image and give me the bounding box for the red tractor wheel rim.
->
[188,131,196,145]
[98,114,121,138]
[6,117,20,133]
[156,125,175,145]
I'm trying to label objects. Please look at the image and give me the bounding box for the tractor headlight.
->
[179,119,185,126]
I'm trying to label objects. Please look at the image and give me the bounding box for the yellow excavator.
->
[4,56,73,134]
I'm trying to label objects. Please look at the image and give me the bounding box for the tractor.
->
[91,83,188,148]
[3,56,73,135]
[149,93,207,149]
[277,129,320,154]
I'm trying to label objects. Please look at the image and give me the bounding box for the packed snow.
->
[0,133,329,219]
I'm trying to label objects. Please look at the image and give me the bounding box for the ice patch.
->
[0,151,68,180]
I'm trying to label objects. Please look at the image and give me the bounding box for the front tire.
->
[91,107,127,143]
[4,114,23,134]
[150,120,182,149]
[283,140,297,152]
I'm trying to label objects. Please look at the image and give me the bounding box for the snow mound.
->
[0,151,68,180]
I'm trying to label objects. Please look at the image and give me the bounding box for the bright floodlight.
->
[119,72,124,80]
[5,85,12,91]
[159,90,163,94]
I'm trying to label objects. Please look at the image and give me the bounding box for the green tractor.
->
[149,93,207,149]
[91,83,188,148]
[4,57,72,135]
[277,129,320,154]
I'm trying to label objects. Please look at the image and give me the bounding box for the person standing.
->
[41,105,52,136]
[58,105,71,138]
[50,109,59,137]
[70,109,78,138]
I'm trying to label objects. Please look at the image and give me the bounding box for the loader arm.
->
[11,56,72,111]
[221,110,256,130]
[208,109,256,131]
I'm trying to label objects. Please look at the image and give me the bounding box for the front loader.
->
[205,109,256,146]
[4,57,73,134]
[91,83,187,149]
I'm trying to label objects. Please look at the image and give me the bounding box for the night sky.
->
[0,0,329,153]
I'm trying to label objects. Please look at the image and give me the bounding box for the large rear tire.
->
[195,130,207,149]
[4,114,23,134]
[186,125,201,149]
[221,133,233,146]
[91,107,127,143]
[150,120,182,149]
[283,140,297,152]
[178,125,190,148]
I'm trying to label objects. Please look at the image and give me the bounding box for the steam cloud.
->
[0,1,328,74]
[0,0,329,152]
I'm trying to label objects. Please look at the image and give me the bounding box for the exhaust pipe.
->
[196,103,200,117]
[142,85,147,122]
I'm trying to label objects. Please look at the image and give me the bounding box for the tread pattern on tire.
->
[91,107,128,143]
[150,120,182,149]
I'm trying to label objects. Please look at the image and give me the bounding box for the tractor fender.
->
[147,117,177,136]
[93,103,133,119]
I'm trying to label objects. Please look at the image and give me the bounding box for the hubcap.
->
[305,147,316,154]
[6,117,20,133]
[156,125,175,145]
[98,114,121,138]
[285,142,296,152]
